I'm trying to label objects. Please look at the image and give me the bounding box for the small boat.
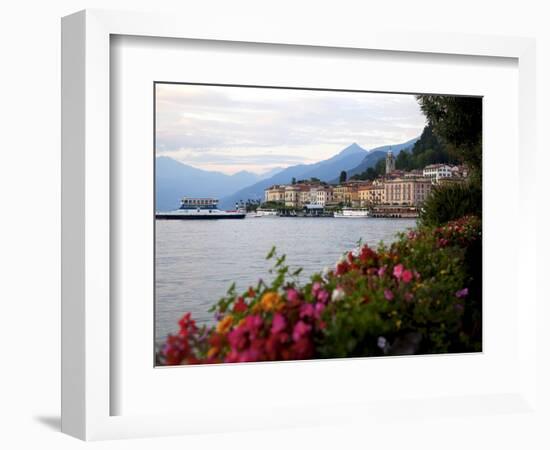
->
[156,197,246,220]
[334,208,370,218]
[251,208,278,217]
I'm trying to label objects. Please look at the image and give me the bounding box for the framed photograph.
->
[62,9,538,441]
[153,83,482,367]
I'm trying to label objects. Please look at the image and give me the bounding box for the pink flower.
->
[393,264,404,280]
[286,288,299,302]
[317,289,330,303]
[314,302,325,319]
[378,266,386,277]
[299,303,315,319]
[227,327,247,350]
[455,288,469,298]
[384,289,394,301]
[402,269,413,283]
[311,282,322,297]
[292,321,311,342]
[271,313,286,334]
[404,292,414,302]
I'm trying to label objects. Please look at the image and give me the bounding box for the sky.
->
[155,84,427,175]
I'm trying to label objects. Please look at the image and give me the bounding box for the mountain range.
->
[332,137,420,181]
[219,138,418,208]
[156,137,419,211]
[156,157,274,211]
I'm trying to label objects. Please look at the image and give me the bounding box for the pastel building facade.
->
[264,185,286,203]
[384,177,433,206]
[358,182,386,206]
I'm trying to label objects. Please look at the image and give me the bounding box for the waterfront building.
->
[332,181,364,206]
[315,186,334,206]
[384,176,432,206]
[310,186,334,207]
[299,185,312,206]
[332,184,346,204]
[264,185,286,203]
[423,164,453,182]
[358,182,386,207]
[284,185,301,208]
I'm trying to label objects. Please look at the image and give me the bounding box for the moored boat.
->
[156,198,246,220]
[334,207,370,218]
[250,208,278,217]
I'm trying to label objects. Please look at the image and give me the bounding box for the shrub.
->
[420,182,482,227]
[158,216,482,365]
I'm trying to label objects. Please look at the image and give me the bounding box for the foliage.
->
[351,125,459,181]
[396,125,459,171]
[243,199,261,212]
[419,182,482,227]
[158,216,482,365]
[259,201,286,210]
[416,95,482,178]
[350,158,386,181]
[339,170,347,183]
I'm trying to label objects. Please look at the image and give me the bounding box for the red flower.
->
[233,296,247,313]
[335,262,349,276]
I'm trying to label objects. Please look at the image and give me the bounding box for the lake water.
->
[155,217,416,344]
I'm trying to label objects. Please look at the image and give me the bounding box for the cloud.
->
[155,84,426,174]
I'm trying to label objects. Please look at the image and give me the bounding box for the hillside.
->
[156,157,262,211]
[350,126,458,181]
[342,137,419,181]
[218,143,368,208]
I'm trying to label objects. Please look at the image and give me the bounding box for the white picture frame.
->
[61,9,538,441]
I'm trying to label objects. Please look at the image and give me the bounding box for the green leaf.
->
[266,246,276,260]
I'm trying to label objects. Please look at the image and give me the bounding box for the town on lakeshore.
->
[260,151,469,218]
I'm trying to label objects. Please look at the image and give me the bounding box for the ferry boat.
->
[250,208,278,217]
[156,198,246,220]
[334,208,370,218]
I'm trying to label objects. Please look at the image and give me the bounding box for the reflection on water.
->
[155,217,416,343]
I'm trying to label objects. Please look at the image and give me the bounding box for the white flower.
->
[321,266,331,280]
[331,287,345,302]
[351,247,360,258]
[377,336,387,349]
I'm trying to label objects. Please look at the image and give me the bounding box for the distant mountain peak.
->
[232,170,256,177]
[338,142,365,155]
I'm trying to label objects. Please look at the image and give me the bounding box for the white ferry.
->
[156,198,246,220]
[334,208,370,218]
[250,208,278,217]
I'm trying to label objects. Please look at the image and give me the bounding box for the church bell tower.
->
[385,148,395,174]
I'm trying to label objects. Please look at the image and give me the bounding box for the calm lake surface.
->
[155,217,416,344]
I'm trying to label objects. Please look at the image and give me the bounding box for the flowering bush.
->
[158,215,482,365]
